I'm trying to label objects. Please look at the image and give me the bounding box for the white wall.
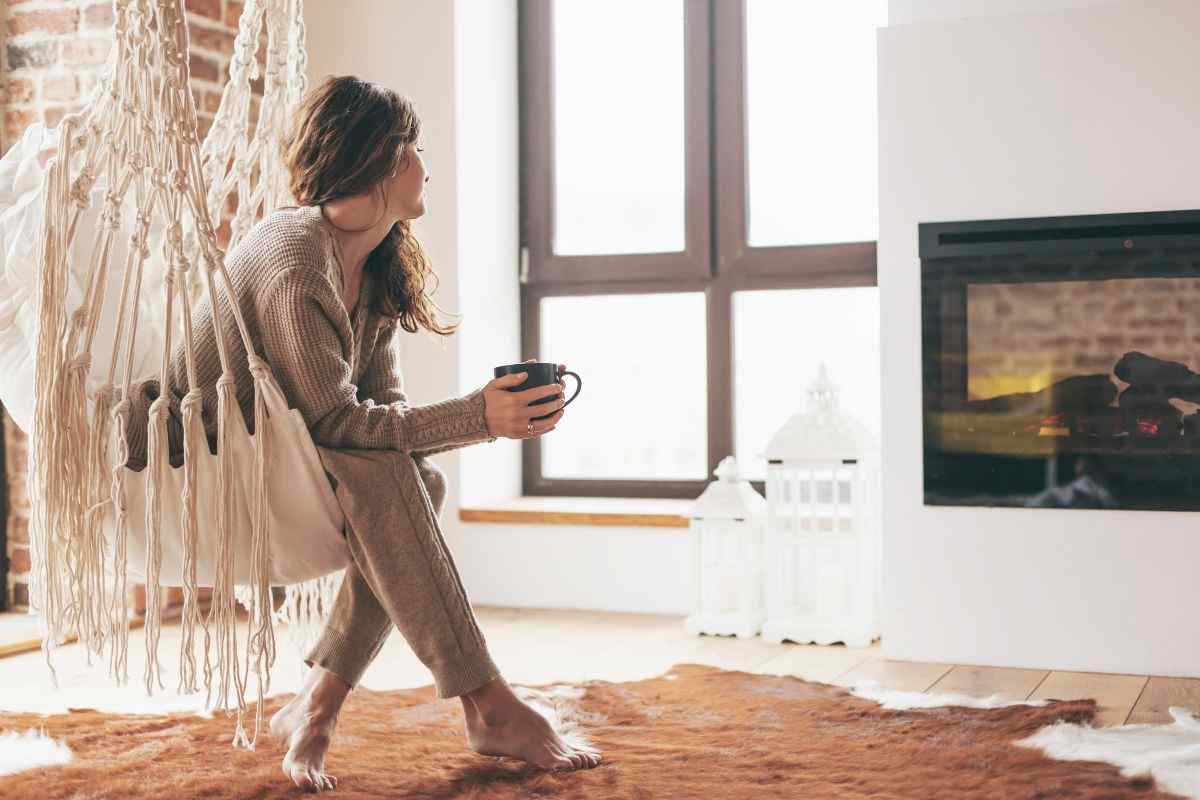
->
[454,0,523,507]
[879,0,1200,677]
[890,0,1121,24]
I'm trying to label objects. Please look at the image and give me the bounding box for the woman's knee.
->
[415,457,447,516]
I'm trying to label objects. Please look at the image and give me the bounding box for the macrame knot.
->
[217,373,237,390]
[165,221,184,252]
[181,389,204,415]
[69,174,94,210]
[246,355,272,382]
[171,168,189,194]
[202,249,225,274]
[149,168,167,193]
[102,205,122,231]
[130,233,151,260]
[111,396,132,420]
[68,352,92,374]
[148,396,170,422]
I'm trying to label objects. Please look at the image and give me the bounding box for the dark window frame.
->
[518,0,878,498]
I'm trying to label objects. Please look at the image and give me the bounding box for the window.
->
[519,0,885,498]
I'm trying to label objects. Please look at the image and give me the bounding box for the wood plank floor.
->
[0,607,1192,727]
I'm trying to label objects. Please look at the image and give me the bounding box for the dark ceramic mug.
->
[493,361,582,422]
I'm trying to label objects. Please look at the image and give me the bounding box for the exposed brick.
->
[4,108,40,147]
[83,2,115,29]
[12,582,29,610]
[61,37,110,68]
[7,479,29,515]
[42,74,79,104]
[185,0,222,21]
[201,89,223,114]
[8,8,80,37]
[190,24,235,55]
[224,0,244,27]
[196,113,213,143]
[8,547,30,575]
[189,51,220,83]
[7,517,28,546]
[5,77,36,105]
[7,40,57,70]
[43,106,68,128]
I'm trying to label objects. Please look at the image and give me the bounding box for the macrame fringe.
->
[177,391,204,695]
[22,0,323,752]
[273,571,345,672]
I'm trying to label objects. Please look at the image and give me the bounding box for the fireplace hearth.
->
[921,209,1200,511]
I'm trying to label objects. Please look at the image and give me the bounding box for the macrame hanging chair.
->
[0,0,354,750]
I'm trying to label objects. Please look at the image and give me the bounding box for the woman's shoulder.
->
[228,205,338,295]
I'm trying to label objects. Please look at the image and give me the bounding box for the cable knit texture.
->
[121,204,493,468]
[120,203,499,698]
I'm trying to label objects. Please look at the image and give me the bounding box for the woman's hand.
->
[482,359,567,439]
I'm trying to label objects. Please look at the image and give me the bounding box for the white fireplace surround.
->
[880,0,1200,677]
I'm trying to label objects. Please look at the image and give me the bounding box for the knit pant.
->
[303,447,501,698]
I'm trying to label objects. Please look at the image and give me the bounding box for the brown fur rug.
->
[0,662,1179,799]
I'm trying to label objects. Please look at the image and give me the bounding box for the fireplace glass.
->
[921,210,1200,511]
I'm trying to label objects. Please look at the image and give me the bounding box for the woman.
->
[124,75,601,791]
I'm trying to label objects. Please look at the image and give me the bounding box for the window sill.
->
[458,496,691,528]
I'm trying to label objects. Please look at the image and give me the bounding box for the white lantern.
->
[761,365,881,647]
[683,455,767,639]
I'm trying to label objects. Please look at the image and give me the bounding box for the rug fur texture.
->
[0,663,1180,799]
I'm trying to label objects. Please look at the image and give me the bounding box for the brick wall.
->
[1,0,262,613]
[967,277,1200,405]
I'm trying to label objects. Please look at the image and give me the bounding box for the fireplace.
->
[921,209,1200,511]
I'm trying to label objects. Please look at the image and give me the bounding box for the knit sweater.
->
[123,204,493,470]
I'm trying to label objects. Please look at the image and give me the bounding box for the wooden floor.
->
[0,606,1194,727]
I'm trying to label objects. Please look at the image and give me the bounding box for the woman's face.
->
[384,141,428,220]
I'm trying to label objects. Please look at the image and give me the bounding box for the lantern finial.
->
[807,363,840,416]
[713,455,739,482]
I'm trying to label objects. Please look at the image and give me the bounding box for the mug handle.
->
[560,371,582,409]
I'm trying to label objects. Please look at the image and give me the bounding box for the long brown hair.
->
[280,75,459,336]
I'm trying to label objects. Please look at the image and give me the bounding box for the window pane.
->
[539,293,706,479]
[734,288,881,481]
[745,1,887,247]
[552,0,686,256]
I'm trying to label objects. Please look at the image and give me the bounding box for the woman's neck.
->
[319,201,396,280]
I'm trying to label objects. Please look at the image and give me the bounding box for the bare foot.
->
[269,664,350,792]
[462,676,601,772]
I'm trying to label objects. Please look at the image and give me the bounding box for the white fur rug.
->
[1017,706,1200,800]
[0,728,73,776]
